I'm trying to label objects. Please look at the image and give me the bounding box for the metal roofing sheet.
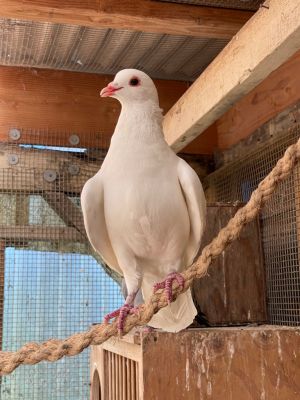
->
[0,18,229,81]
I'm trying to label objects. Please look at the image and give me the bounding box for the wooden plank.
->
[42,192,86,237]
[0,225,85,242]
[141,327,300,399]
[102,337,141,363]
[192,204,267,326]
[0,0,252,39]
[217,50,300,149]
[0,66,188,148]
[0,143,99,194]
[164,0,300,152]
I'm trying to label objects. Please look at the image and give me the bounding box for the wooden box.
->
[192,204,267,326]
[90,327,300,400]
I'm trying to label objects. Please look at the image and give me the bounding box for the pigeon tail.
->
[142,277,197,332]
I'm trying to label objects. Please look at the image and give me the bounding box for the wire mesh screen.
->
[0,18,229,81]
[157,0,264,11]
[206,126,300,326]
[0,131,123,399]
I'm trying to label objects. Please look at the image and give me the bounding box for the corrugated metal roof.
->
[0,18,229,81]
[158,0,264,11]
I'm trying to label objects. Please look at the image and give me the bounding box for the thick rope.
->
[1,136,300,376]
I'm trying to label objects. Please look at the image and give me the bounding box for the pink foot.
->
[153,272,185,303]
[104,304,139,334]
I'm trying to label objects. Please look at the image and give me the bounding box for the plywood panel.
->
[142,327,300,400]
[192,204,267,325]
[0,66,188,148]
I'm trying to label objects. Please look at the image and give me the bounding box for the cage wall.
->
[0,131,123,399]
[206,125,300,326]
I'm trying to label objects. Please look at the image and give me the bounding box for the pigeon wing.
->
[177,158,207,267]
[81,176,122,275]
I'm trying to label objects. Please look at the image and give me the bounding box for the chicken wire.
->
[0,131,123,399]
[206,126,300,326]
[0,18,229,81]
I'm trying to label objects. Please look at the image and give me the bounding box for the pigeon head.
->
[100,69,159,105]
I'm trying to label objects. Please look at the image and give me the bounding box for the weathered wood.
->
[42,192,86,237]
[92,327,300,400]
[0,66,188,149]
[164,0,300,152]
[217,50,300,150]
[0,225,85,242]
[0,143,99,194]
[0,0,252,39]
[192,204,267,325]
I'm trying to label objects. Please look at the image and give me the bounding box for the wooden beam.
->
[0,225,85,242]
[216,50,300,149]
[42,192,86,237]
[0,0,252,39]
[0,143,99,194]
[164,0,300,153]
[0,66,188,148]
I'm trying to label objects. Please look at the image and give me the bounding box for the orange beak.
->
[100,83,123,97]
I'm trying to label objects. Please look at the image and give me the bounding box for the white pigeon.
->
[81,69,206,333]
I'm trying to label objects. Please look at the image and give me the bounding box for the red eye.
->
[129,77,140,86]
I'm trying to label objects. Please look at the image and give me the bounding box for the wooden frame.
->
[164,0,300,152]
[0,0,252,39]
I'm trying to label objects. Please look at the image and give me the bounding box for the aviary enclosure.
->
[0,1,299,399]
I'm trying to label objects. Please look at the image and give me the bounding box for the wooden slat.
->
[0,0,253,39]
[0,225,85,242]
[0,143,99,194]
[164,0,300,152]
[42,192,86,236]
[0,66,188,149]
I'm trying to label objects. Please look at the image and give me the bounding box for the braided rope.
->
[1,137,300,376]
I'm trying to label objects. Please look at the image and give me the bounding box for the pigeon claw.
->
[153,272,185,303]
[103,304,139,335]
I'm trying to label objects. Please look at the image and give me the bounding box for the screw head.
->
[9,128,21,141]
[68,164,80,175]
[69,134,80,146]
[7,154,19,165]
[43,169,57,183]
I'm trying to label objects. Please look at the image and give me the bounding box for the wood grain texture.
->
[42,192,86,236]
[92,327,300,399]
[0,66,188,148]
[217,50,300,149]
[141,327,300,400]
[164,0,300,152]
[0,225,85,242]
[0,143,99,194]
[0,0,252,39]
[192,204,267,326]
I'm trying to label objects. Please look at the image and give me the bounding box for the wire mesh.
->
[157,0,264,11]
[0,130,123,399]
[0,18,229,81]
[206,126,300,326]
